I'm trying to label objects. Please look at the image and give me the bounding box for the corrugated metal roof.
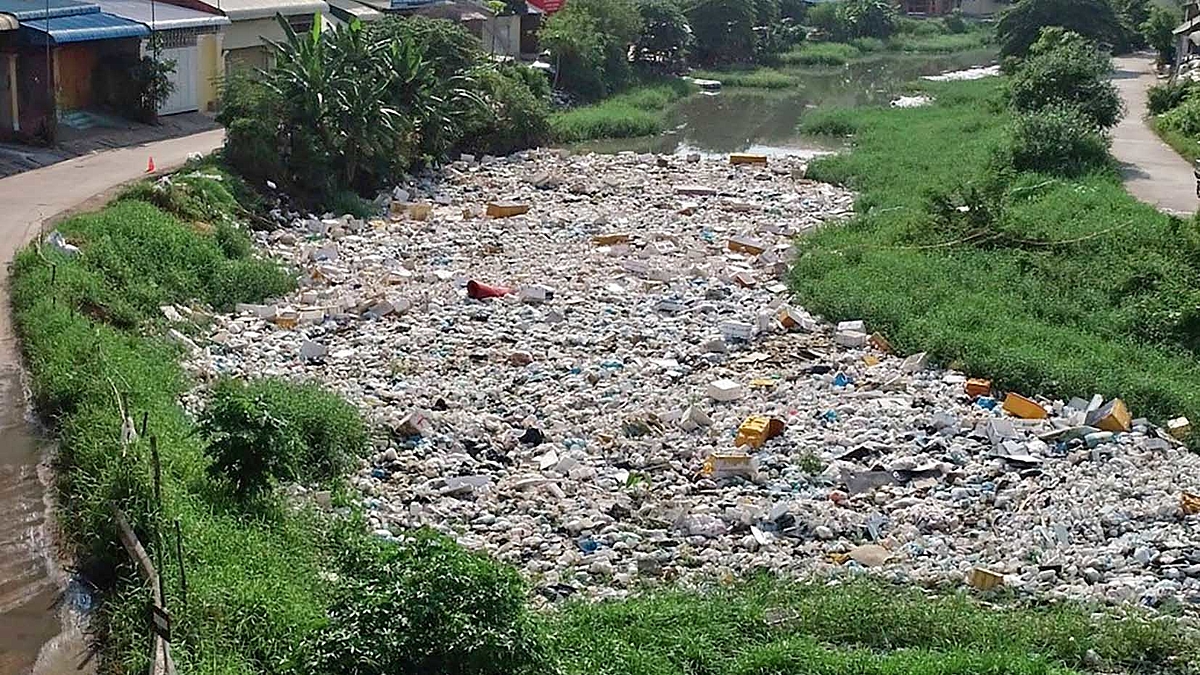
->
[326,0,379,21]
[21,10,149,42]
[93,0,228,29]
[0,0,98,21]
[190,0,327,20]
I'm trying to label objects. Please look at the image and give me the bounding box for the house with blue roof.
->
[0,0,155,141]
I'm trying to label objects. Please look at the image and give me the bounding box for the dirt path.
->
[1111,54,1198,216]
[0,129,223,675]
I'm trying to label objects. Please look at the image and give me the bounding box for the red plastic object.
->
[467,280,513,300]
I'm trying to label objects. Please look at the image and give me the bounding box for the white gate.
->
[159,44,199,116]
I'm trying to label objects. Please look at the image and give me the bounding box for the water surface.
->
[579,49,998,157]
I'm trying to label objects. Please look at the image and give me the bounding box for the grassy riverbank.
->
[11,165,348,672]
[550,78,696,143]
[791,76,1200,426]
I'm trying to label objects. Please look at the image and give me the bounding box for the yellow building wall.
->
[197,32,224,112]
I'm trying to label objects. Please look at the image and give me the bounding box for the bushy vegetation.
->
[1153,78,1200,114]
[219,16,550,207]
[1006,29,1122,130]
[540,0,642,100]
[201,378,367,499]
[1002,103,1111,175]
[634,0,692,72]
[304,527,546,675]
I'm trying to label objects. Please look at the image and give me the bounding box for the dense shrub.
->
[943,10,967,34]
[1148,81,1197,115]
[807,2,847,40]
[217,72,287,194]
[996,0,1121,58]
[1002,104,1110,175]
[367,15,483,79]
[634,0,692,71]
[304,528,546,675]
[461,66,552,155]
[1160,97,1200,137]
[200,378,367,498]
[688,0,758,65]
[220,17,488,204]
[327,190,377,219]
[1007,29,1122,129]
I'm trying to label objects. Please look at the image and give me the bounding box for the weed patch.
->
[792,77,1200,424]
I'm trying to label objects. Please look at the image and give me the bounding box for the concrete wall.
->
[958,0,1007,16]
[223,16,286,52]
[198,31,223,111]
[481,14,520,57]
[223,13,324,73]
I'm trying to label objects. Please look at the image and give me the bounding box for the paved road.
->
[0,128,223,675]
[1111,55,1197,216]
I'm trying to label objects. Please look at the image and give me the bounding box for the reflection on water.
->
[578,49,997,157]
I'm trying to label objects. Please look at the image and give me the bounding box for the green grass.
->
[550,79,696,143]
[11,179,344,673]
[691,67,800,90]
[890,32,991,53]
[547,577,1197,675]
[792,76,1200,427]
[1152,115,1200,163]
[780,30,989,67]
[780,41,862,66]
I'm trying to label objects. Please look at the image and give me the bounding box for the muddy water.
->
[0,365,89,675]
[578,48,997,157]
[0,365,57,674]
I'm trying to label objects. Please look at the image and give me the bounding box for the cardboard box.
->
[703,452,755,478]
[486,202,531,218]
[965,378,991,397]
[1168,416,1192,440]
[967,567,1004,591]
[1087,398,1132,433]
[730,153,768,166]
[735,416,785,448]
[1002,392,1048,420]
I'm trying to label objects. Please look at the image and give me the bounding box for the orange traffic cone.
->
[145,157,155,173]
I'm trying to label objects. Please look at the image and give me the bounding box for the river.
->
[578,48,997,157]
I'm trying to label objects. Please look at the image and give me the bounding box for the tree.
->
[1142,5,1180,65]
[754,0,781,26]
[1112,0,1151,51]
[634,0,692,70]
[780,0,806,21]
[840,0,898,39]
[687,0,757,65]
[996,0,1122,58]
[539,0,641,98]
[1008,28,1123,129]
